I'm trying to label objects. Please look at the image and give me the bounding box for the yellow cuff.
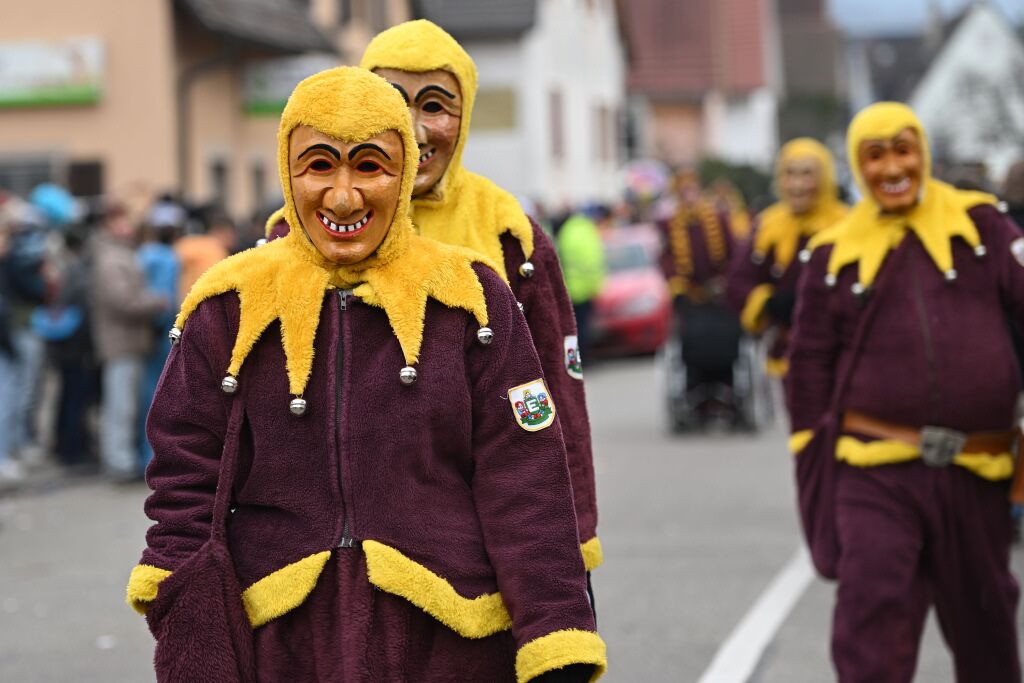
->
[516,629,607,683]
[126,564,173,615]
[581,537,603,571]
[241,551,331,627]
[740,283,774,334]
[765,356,789,377]
[788,430,814,454]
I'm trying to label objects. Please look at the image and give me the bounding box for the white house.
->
[419,0,627,210]
[909,3,1024,182]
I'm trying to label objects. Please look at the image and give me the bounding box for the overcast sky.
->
[828,0,1023,36]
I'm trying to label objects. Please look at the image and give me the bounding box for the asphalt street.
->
[1,356,1021,681]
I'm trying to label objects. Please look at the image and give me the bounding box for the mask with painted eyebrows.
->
[373,68,463,198]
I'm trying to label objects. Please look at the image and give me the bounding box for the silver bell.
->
[824,273,837,288]
[519,261,535,279]
[289,397,307,416]
[168,327,182,345]
[221,375,239,394]
[256,238,268,247]
[798,249,811,264]
[399,366,418,386]
[770,264,785,279]
[751,251,766,265]
[851,282,866,296]
[944,269,958,282]
[477,326,494,345]
[974,244,987,258]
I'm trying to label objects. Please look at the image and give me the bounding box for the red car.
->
[591,225,672,356]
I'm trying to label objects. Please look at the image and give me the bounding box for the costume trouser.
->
[100,356,142,477]
[254,548,517,682]
[833,461,1020,683]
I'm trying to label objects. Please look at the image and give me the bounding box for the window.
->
[210,158,229,210]
[68,161,104,197]
[550,90,564,163]
[0,157,55,198]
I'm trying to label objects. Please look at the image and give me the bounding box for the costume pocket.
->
[147,540,256,683]
[794,418,841,581]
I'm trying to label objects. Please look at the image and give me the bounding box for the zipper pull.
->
[338,289,351,311]
[338,520,354,548]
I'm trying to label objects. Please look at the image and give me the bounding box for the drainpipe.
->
[176,43,239,202]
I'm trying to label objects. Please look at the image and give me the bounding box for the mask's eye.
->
[422,101,444,114]
[356,160,382,174]
[309,159,333,172]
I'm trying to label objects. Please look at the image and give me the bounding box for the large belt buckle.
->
[920,426,967,467]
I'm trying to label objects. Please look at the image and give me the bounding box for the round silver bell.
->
[851,282,866,296]
[221,375,239,394]
[519,261,535,279]
[998,201,1009,214]
[399,366,418,386]
[477,326,494,345]
[798,249,812,264]
[824,273,837,288]
[770,264,785,279]
[944,269,958,282]
[168,327,182,345]
[974,244,987,258]
[255,238,268,247]
[289,397,307,416]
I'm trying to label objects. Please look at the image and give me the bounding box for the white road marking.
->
[696,546,816,683]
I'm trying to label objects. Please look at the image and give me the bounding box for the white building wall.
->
[909,6,1024,183]
[459,0,626,210]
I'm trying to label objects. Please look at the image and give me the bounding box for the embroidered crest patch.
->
[508,379,556,431]
[564,335,583,380]
[1012,238,1024,268]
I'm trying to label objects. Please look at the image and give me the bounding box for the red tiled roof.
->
[621,0,768,97]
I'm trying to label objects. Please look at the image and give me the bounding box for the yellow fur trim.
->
[361,20,535,278]
[580,537,604,571]
[765,356,789,377]
[809,103,996,288]
[263,206,286,240]
[755,138,848,271]
[836,436,1014,480]
[126,564,172,615]
[176,68,497,394]
[515,629,608,683]
[241,551,331,628]
[363,540,512,638]
[788,429,814,454]
[740,283,775,334]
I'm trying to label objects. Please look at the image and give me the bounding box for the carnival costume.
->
[127,67,605,683]
[788,102,1020,682]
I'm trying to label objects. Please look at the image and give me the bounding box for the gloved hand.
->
[531,664,595,683]
[764,290,797,326]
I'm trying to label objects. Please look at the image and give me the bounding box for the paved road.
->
[1,356,1021,681]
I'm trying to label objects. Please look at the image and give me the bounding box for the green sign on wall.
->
[0,38,104,108]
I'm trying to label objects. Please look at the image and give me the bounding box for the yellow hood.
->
[175,67,495,401]
[754,138,848,271]
[360,19,533,279]
[810,102,996,287]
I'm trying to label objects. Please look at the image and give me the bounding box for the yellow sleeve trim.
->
[515,629,608,683]
[836,436,1014,481]
[740,283,774,334]
[241,551,331,628]
[581,537,603,571]
[126,564,173,615]
[788,430,814,454]
[765,356,789,377]
[363,539,511,638]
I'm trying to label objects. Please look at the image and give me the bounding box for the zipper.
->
[336,289,354,548]
[910,264,940,424]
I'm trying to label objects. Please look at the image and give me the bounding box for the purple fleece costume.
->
[787,204,1022,681]
[138,263,599,681]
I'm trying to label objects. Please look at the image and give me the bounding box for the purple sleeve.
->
[467,264,596,649]
[785,248,839,432]
[973,205,1024,322]
[504,222,598,542]
[725,218,770,316]
[140,295,237,571]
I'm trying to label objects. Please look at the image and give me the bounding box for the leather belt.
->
[842,410,1016,467]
